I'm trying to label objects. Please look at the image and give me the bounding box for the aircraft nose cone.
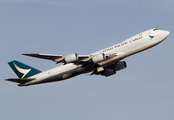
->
[159,30,170,40]
[165,31,170,37]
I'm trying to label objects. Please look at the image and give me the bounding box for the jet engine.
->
[113,61,127,71]
[101,69,116,77]
[92,53,106,63]
[64,53,79,63]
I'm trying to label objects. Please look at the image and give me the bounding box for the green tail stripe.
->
[8,60,42,78]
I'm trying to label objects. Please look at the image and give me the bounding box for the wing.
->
[23,52,119,66]
[22,53,91,64]
[22,53,63,60]
[22,53,118,64]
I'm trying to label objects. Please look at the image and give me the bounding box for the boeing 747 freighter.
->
[6,28,170,86]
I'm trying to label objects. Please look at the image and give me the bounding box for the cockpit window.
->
[153,28,158,31]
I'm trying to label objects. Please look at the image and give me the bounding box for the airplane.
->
[6,28,170,86]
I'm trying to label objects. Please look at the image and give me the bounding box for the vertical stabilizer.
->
[8,60,42,78]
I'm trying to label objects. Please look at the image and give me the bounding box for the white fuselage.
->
[20,29,170,86]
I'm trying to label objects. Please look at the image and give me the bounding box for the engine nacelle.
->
[64,53,79,63]
[113,61,127,71]
[92,53,106,63]
[101,69,116,77]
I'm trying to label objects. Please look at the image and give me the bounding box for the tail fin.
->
[8,60,42,78]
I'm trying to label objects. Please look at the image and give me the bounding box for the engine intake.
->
[92,53,106,63]
[64,53,79,63]
[113,61,127,71]
[101,69,116,77]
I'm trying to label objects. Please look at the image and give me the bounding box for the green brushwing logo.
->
[149,35,154,39]
[13,63,31,78]
[8,60,42,78]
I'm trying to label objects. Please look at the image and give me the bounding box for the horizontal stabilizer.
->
[6,78,35,84]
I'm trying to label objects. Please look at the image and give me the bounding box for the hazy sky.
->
[1,0,174,120]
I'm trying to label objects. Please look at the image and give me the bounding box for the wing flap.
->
[6,78,35,84]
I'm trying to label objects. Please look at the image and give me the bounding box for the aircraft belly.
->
[33,66,89,85]
[98,40,159,67]
[98,52,126,67]
[124,39,163,58]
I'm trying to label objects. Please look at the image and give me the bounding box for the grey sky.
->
[0,0,174,120]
